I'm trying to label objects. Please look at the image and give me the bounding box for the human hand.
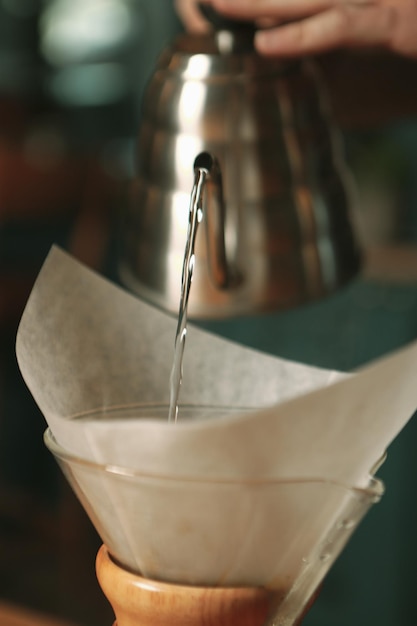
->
[209,0,417,59]
[174,0,211,33]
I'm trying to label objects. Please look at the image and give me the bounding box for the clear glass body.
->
[44,405,383,625]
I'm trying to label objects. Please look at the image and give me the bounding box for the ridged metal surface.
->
[120,31,361,318]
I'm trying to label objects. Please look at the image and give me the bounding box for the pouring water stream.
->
[167,154,212,422]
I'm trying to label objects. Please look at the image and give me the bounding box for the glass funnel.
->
[44,406,383,626]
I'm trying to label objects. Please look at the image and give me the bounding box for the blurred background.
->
[1,2,417,625]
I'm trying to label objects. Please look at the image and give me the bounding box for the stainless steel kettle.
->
[119,11,361,319]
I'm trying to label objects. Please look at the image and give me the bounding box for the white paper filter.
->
[15,247,417,588]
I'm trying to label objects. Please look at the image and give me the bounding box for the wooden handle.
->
[96,545,281,626]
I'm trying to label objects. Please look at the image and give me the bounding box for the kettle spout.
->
[193,152,240,289]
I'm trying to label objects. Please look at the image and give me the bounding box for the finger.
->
[212,0,335,21]
[175,0,212,33]
[255,5,394,56]
[388,4,417,59]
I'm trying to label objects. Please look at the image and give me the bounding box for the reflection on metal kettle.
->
[119,13,361,319]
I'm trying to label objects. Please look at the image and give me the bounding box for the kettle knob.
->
[197,2,255,34]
